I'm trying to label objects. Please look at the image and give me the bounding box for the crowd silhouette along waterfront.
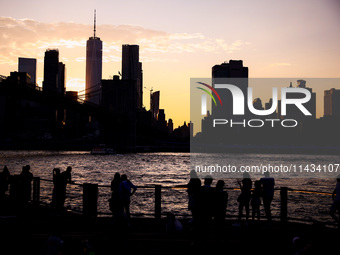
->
[1,164,339,228]
[1,162,340,254]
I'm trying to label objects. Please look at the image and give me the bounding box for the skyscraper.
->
[324,88,340,117]
[122,44,143,109]
[18,57,36,85]
[283,80,316,121]
[86,10,102,105]
[58,62,66,95]
[151,91,160,120]
[212,60,248,119]
[43,49,59,93]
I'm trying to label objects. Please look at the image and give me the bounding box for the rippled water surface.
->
[0,151,338,225]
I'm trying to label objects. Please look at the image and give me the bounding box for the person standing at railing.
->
[200,175,214,226]
[213,180,228,231]
[251,180,262,221]
[59,166,74,208]
[0,166,10,199]
[260,171,275,221]
[52,168,64,212]
[61,166,74,185]
[119,174,137,219]
[237,172,252,223]
[109,172,121,215]
[187,170,201,225]
[18,165,33,204]
[330,174,340,225]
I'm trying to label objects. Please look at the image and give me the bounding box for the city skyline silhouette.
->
[1,0,340,128]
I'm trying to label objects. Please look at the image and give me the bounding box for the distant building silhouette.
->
[85,10,102,105]
[18,57,36,85]
[189,121,193,138]
[297,79,306,88]
[173,121,190,138]
[101,75,137,150]
[253,98,264,110]
[58,62,66,95]
[324,88,340,117]
[9,72,31,86]
[212,60,248,78]
[168,118,173,134]
[151,91,160,120]
[212,60,248,119]
[65,91,78,101]
[43,49,59,93]
[158,109,166,127]
[122,44,143,109]
[101,75,138,115]
[200,60,249,144]
[279,80,316,122]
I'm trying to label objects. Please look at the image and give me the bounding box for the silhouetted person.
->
[213,180,228,230]
[59,166,74,207]
[260,171,275,221]
[52,168,64,212]
[251,180,262,221]
[0,166,10,199]
[330,174,340,225]
[109,172,121,215]
[61,166,73,184]
[19,165,33,203]
[237,172,252,222]
[200,175,214,232]
[119,174,137,219]
[187,170,201,224]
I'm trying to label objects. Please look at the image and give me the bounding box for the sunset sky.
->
[1,0,339,128]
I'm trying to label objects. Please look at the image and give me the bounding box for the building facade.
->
[18,57,36,85]
[43,49,59,93]
[324,88,340,117]
[122,44,143,109]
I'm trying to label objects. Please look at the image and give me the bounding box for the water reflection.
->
[0,151,337,224]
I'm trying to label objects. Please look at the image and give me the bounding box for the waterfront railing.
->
[25,177,336,227]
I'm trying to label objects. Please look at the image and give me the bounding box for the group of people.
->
[2,164,340,228]
[109,173,137,219]
[187,170,275,229]
[0,165,33,204]
[187,171,229,232]
[0,164,74,212]
[237,171,275,222]
[52,166,74,212]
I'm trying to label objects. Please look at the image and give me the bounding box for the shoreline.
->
[1,144,339,155]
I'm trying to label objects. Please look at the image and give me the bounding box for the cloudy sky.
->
[1,0,339,127]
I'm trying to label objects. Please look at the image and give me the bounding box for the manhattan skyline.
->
[1,0,340,127]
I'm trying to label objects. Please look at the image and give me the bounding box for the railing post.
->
[83,183,98,217]
[280,187,288,222]
[32,177,40,204]
[155,185,161,220]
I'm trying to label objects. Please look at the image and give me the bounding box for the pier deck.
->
[1,203,339,255]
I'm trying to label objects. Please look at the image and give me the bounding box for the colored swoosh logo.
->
[196,82,223,106]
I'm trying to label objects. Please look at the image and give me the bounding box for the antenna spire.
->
[94,9,96,38]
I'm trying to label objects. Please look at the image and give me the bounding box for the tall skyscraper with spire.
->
[86,10,102,105]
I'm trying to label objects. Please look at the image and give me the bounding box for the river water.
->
[0,151,338,225]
